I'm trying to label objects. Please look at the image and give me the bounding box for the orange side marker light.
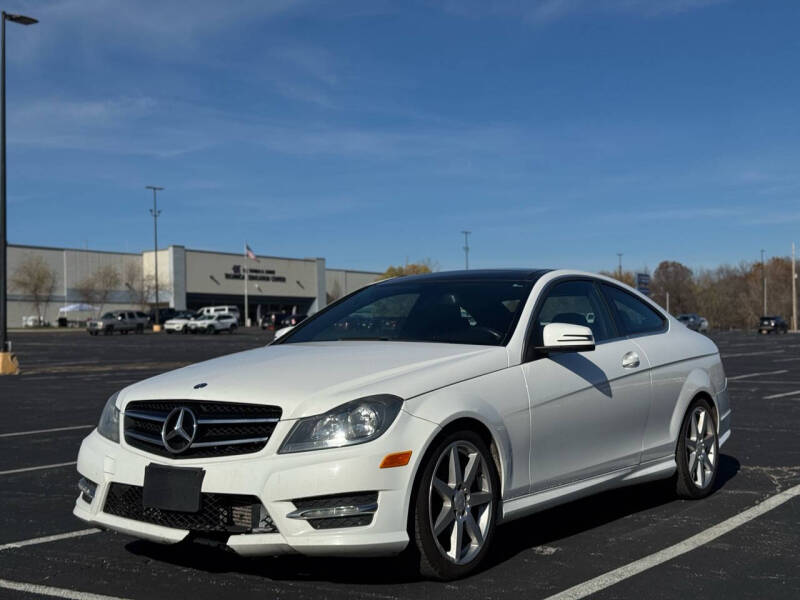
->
[380,450,412,469]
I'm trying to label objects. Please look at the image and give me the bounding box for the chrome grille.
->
[123,400,281,459]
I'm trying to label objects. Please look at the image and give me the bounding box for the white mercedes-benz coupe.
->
[74,269,731,580]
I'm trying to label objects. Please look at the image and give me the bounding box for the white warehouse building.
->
[7,243,381,326]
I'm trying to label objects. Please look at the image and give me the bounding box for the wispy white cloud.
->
[435,0,728,24]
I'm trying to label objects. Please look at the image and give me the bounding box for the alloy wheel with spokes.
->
[429,441,493,565]
[675,398,719,498]
[686,406,717,489]
[412,431,499,580]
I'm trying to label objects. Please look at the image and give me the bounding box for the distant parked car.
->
[677,313,702,331]
[188,313,238,334]
[280,313,308,327]
[87,311,147,336]
[758,316,788,334]
[196,305,241,323]
[260,312,287,330]
[163,311,201,334]
[149,307,179,325]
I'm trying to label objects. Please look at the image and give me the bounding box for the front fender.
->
[403,368,529,501]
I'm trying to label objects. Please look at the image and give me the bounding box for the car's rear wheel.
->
[207,326,215,334]
[229,325,237,334]
[675,398,719,499]
[104,327,113,336]
[411,431,498,580]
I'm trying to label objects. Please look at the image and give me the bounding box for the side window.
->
[531,280,616,348]
[601,284,666,336]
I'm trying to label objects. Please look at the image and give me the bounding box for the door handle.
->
[622,351,640,369]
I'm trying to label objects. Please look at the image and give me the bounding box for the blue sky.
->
[4,0,800,273]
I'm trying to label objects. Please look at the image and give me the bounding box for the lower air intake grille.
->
[103,483,277,534]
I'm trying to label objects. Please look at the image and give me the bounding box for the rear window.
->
[601,284,666,336]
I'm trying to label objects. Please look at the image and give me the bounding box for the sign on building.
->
[636,273,651,296]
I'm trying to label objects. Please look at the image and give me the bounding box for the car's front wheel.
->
[675,398,719,498]
[411,431,499,580]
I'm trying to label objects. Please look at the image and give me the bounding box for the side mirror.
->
[274,325,294,340]
[537,322,595,353]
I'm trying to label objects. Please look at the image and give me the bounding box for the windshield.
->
[101,313,114,319]
[282,279,533,346]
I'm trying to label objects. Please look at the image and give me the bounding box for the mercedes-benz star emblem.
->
[161,407,198,454]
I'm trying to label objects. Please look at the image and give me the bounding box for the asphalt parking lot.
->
[0,329,798,599]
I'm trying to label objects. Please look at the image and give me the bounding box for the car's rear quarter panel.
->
[634,323,728,462]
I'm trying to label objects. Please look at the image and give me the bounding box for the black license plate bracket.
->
[142,464,205,513]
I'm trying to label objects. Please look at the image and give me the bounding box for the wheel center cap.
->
[453,490,467,513]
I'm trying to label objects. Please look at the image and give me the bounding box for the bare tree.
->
[75,265,121,316]
[123,262,155,309]
[651,261,696,315]
[599,269,636,287]
[11,254,57,325]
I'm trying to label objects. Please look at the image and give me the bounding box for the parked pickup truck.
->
[87,311,148,335]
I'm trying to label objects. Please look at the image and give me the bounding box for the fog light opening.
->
[78,477,97,504]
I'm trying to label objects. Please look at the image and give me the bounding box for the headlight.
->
[97,391,121,443]
[279,395,403,453]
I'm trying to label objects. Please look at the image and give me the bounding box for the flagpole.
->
[244,242,249,327]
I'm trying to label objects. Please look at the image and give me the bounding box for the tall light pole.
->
[761,249,767,315]
[0,12,37,375]
[146,186,163,330]
[792,242,797,331]
[616,253,623,279]
[461,230,471,270]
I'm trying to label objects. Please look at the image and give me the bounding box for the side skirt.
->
[499,457,676,524]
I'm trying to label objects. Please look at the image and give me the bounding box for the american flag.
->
[245,244,258,261]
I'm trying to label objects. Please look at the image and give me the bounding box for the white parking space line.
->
[727,369,788,381]
[0,461,76,476]
[763,390,800,400]
[0,529,100,552]
[721,350,785,358]
[0,578,131,600]
[0,425,93,438]
[543,483,800,600]
[773,356,800,363]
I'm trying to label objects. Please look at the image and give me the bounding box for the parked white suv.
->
[188,313,238,334]
[163,312,201,334]
[197,305,241,322]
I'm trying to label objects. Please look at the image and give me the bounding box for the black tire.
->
[411,430,499,581]
[182,326,188,334]
[104,327,113,336]
[207,326,215,335]
[136,324,144,334]
[229,325,237,334]
[675,397,719,499]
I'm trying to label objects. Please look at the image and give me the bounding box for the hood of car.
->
[118,341,509,420]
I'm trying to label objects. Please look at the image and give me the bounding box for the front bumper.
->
[73,410,438,557]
